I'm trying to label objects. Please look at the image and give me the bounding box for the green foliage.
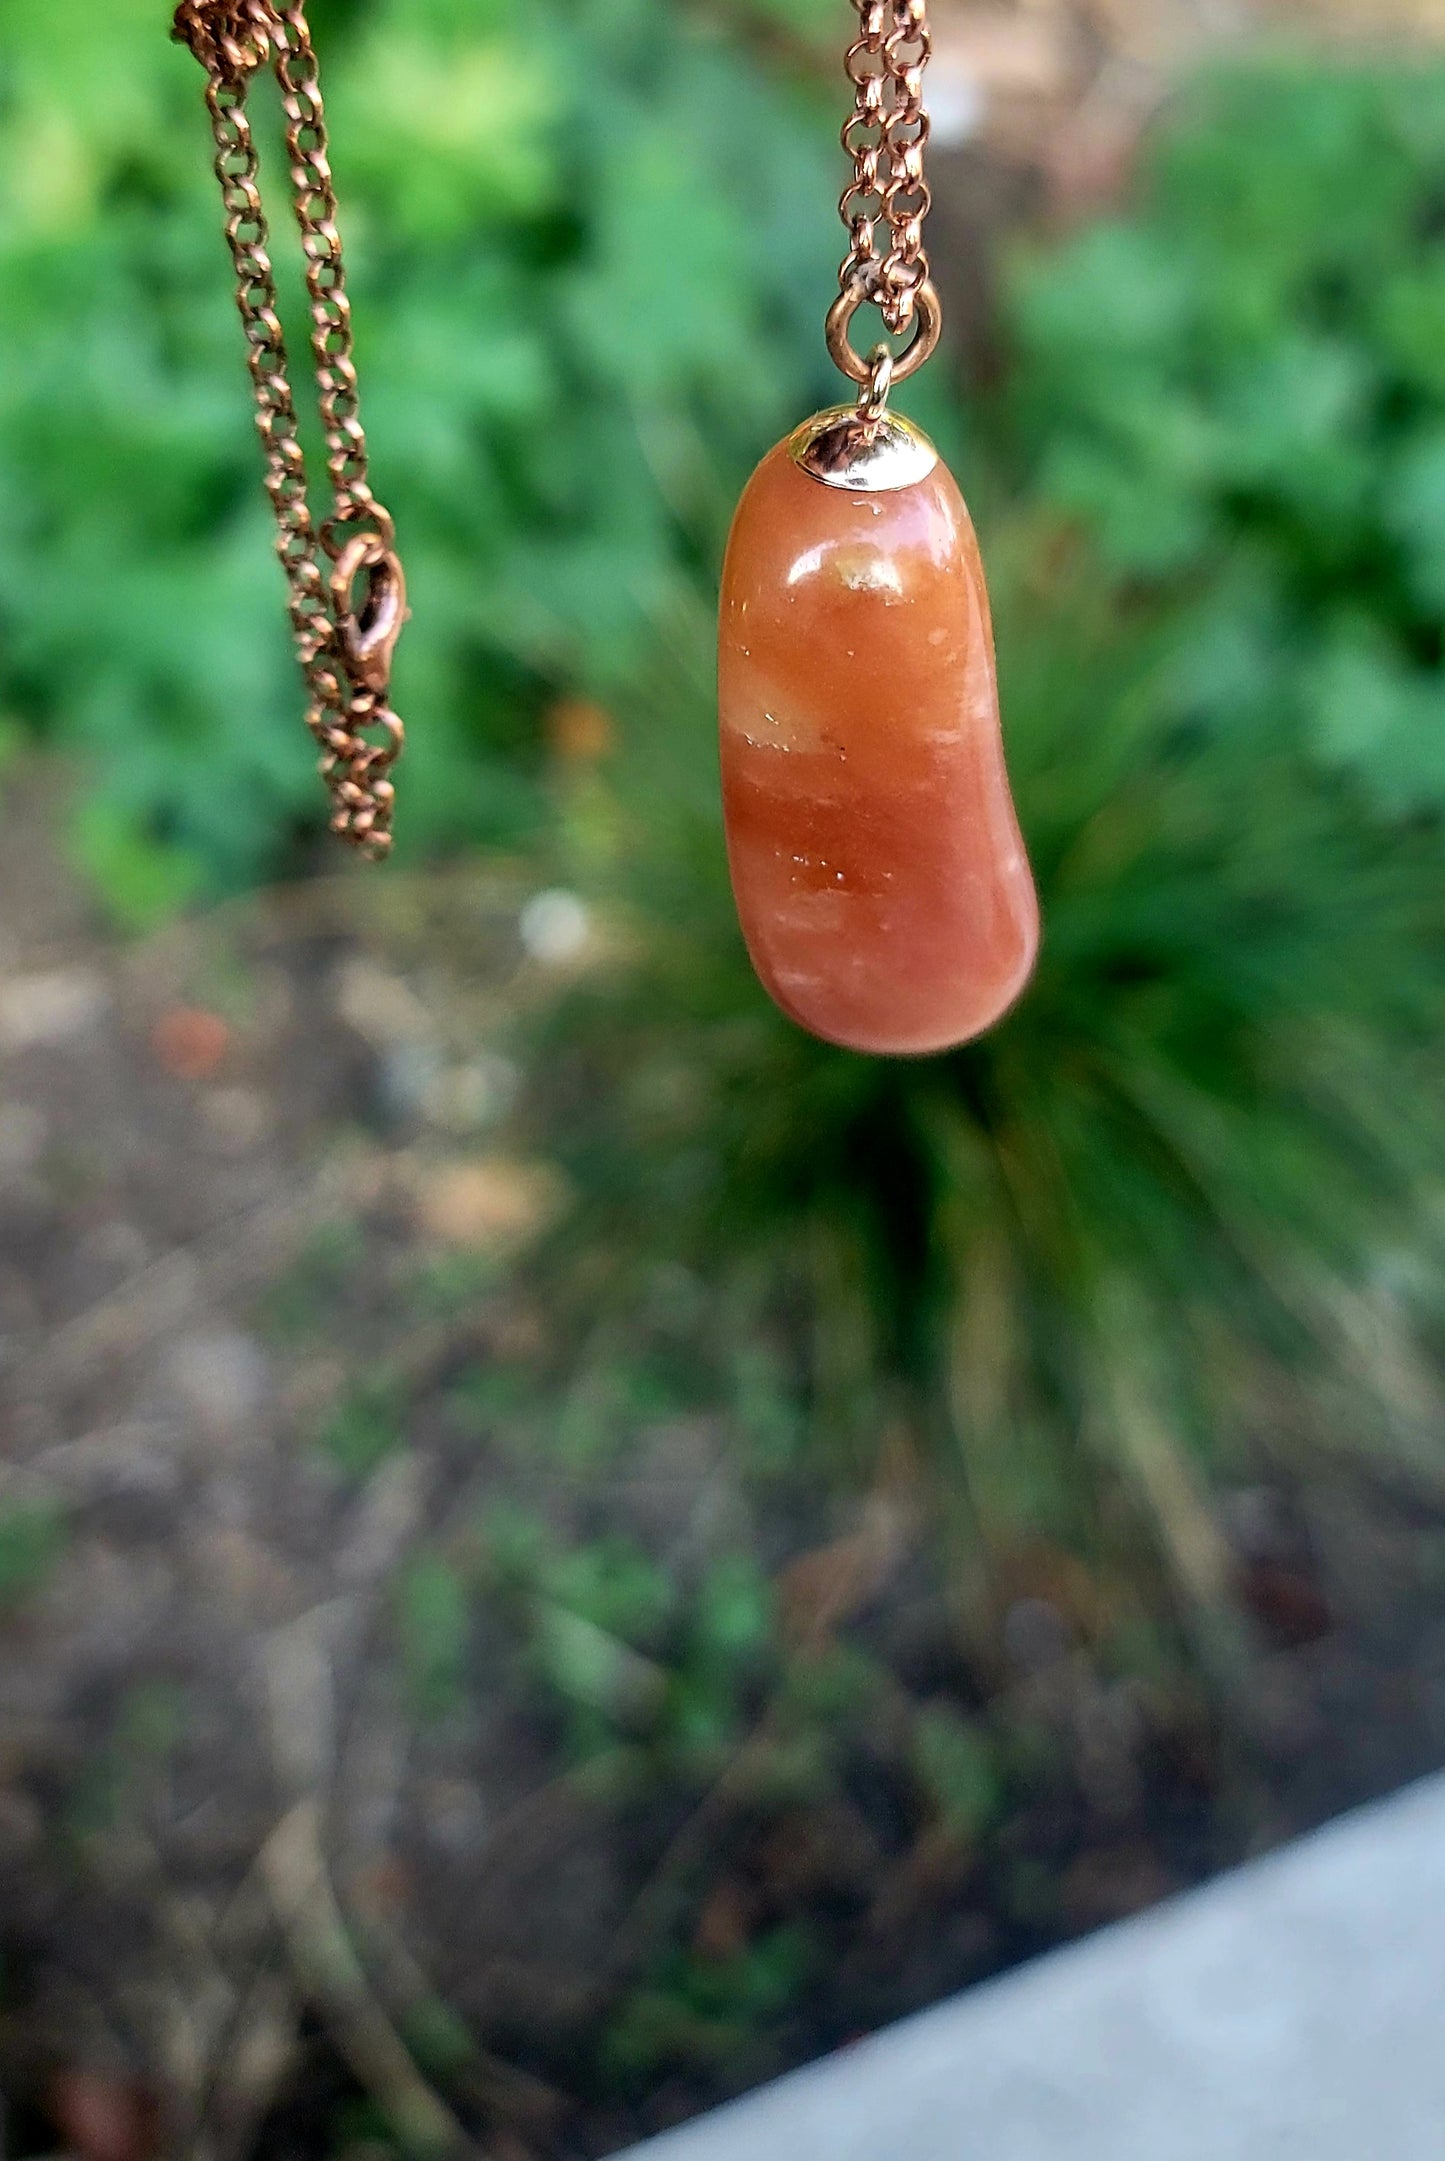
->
[483,1506,777,1765]
[399,1996,477,2081]
[600,1925,814,2092]
[256,1218,368,1343]
[397,1552,472,1724]
[64,1679,190,1844]
[0,0,841,894]
[116,1679,189,1761]
[912,1705,1004,1841]
[0,1500,65,1613]
[72,794,205,935]
[319,1373,406,1481]
[530,529,1445,1621]
[1008,61,1445,814]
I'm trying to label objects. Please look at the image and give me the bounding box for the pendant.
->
[719,404,1039,1057]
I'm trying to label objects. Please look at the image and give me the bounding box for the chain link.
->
[173,0,405,859]
[838,0,934,339]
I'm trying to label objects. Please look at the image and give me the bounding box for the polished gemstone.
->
[718,426,1039,1055]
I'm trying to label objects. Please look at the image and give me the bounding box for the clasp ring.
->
[332,532,409,696]
[825,276,943,389]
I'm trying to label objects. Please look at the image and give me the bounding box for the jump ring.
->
[858,342,894,424]
[825,275,942,388]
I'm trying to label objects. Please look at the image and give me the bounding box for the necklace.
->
[175,0,1036,1049]
[173,1,406,861]
[719,0,1039,1055]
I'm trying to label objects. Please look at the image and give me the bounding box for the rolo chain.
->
[173,0,406,859]
[829,0,941,406]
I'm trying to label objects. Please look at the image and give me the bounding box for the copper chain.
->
[173,0,406,859]
[830,0,941,402]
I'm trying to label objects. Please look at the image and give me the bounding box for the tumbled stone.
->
[719,433,1038,1055]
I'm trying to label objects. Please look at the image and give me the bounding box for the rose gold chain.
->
[829,0,941,403]
[173,0,406,860]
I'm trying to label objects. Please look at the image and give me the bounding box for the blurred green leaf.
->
[1009,60,1445,813]
[398,1553,471,1724]
[912,1706,1004,1842]
[0,1502,65,1614]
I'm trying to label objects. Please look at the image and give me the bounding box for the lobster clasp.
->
[332,532,410,698]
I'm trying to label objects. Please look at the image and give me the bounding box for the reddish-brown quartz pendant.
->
[718,407,1038,1057]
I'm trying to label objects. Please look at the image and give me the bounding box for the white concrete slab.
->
[621,1773,1445,2161]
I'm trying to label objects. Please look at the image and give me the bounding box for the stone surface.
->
[719,436,1038,1056]
[622,1773,1445,2161]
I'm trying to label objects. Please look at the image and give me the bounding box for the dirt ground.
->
[2,766,1444,2161]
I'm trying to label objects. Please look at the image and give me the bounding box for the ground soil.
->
[1,768,1444,2161]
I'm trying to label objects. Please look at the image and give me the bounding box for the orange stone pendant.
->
[719,406,1039,1056]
